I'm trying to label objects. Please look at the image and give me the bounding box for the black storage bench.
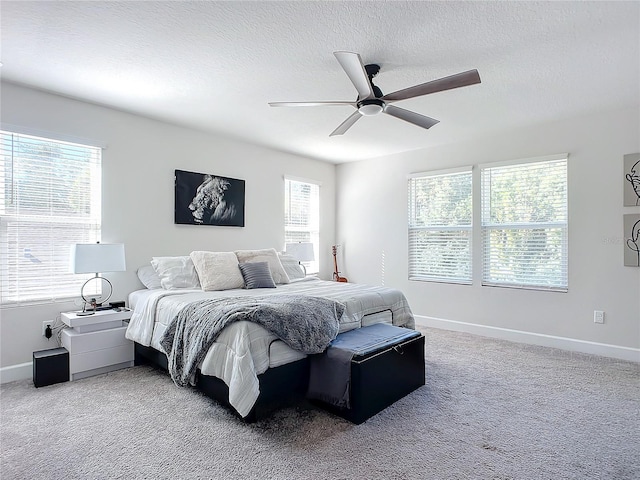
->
[308,323,425,424]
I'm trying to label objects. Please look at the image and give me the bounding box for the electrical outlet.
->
[42,321,53,337]
[593,310,605,324]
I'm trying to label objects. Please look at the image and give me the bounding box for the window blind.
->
[481,157,568,291]
[0,131,101,305]
[408,168,472,284]
[284,178,320,274]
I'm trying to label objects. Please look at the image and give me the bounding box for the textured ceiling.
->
[1,1,639,163]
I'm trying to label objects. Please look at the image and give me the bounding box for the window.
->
[0,131,101,305]
[481,155,568,291]
[284,177,320,274]
[408,168,472,284]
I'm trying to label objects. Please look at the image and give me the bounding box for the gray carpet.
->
[1,327,638,480]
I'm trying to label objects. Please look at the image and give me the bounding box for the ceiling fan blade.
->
[333,51,374,100]
[269,101,356,107]
[382,69,481,102]
[330,111,362,136]
[384,105,439,130]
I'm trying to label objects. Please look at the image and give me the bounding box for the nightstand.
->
[61,309,134,381]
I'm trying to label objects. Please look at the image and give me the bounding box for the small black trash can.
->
[33,347,69,388]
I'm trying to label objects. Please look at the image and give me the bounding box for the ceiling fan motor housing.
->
[364,64,384,98]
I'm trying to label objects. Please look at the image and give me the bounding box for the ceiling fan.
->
[269,51,481,136]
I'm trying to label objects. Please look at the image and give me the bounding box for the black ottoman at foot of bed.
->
[309,324,426,424]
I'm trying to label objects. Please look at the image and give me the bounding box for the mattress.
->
[126,278,414,417]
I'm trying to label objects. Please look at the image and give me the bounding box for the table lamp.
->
[70,242,126,315]
[285,242,315,276]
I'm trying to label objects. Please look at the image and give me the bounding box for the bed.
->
[125,250,415,420]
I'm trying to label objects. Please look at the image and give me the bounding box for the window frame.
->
[408,166,473,285]
[284,176,320,275]
[480,154,569,292]
[0,129,102,306]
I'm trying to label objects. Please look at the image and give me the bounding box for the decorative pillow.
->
[278,253,306,280]
[189,251,245,291]
[238,262,276,289]
[136,264,162,289]
[150,256,201,290]
[235,248,290,284]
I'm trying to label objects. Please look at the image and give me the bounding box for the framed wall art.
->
[624,214,640,267]
[175,169,245,227]
[624,153,640,206]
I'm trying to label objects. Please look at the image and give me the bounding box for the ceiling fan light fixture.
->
[357,99,384,116]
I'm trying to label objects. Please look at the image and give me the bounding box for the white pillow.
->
[136,264,162,289]
[235,248,290,284]
[150,256,201,290]
[278,253,306,280]
[189,251,245,291]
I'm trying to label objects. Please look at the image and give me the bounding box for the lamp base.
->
[76,311,95,316]
[80,276,113,313]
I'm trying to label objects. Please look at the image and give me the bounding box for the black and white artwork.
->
[175,169,245,227]
[624,153,640,206]
[624,214,640,267]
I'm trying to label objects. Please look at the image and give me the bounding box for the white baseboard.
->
[2,318,637,383]
[415,315,640,363]
[0,362,32,384]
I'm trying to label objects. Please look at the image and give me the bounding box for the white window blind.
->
[408,168,472,284]
[284,178,320,274]
[481,156,568,291]
[0,130,102,305]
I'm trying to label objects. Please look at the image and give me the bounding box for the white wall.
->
[2,81,637,379]
[336,107,640,356]
[0,82,336,372]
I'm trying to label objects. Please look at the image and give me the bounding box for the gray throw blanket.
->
[160,295,345,387]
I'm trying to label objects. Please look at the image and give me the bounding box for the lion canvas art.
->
[175,169,245,227]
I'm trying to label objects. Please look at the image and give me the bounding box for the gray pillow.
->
[239,262,276,289]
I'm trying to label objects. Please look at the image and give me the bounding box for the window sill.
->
[0,297,78,310]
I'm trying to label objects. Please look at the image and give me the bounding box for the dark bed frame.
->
[134,319,426,424]
[134,343,310,422]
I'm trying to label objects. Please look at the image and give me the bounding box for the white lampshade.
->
[70,243,126,274]
[285,242,315,262]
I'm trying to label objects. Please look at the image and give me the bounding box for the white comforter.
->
[125,278,414,417]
